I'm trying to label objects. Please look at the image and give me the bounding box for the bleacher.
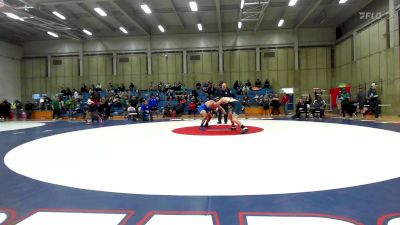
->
[60,87,275,119]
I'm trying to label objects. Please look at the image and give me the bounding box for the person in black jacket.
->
[216,82,232,124]
[363,83,381,119]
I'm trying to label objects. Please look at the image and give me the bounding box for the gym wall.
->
[0,41,22,102]
[334,16,400,114]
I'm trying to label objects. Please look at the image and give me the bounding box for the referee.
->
[217,82,233,124]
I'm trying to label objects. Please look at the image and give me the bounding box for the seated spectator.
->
[313,88,324,99]
[173,102,185,117]
[99,99,111,120]
[73,89,79,99]
[311,96,326,118]
[242,93,250,107]
[140,100,151,121]
[127,104,139,121]
[188,101,197,116]
[0,100,11,121]
[166,89,174,101]
[129,82,135,91]
[95,83,102,92]
[233,80,239,90]
[163,102,172,118]
[269,94,282,116]
[245,80,252,88]
[242,83,250,93]
[148,95,159,119]
[24,101,34,119]
[206,83,216,97]
[195,82,202,90]
[255,79,262,88]
[11,100,23,120]
[192,89,199,100]
[263,80,271,89]
[202,82,208,92]
[293,99,308,119]
[81,84,88,93]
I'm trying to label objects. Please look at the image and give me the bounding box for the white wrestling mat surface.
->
[5,120,400,196]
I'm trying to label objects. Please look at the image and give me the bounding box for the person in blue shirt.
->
[148,95,159,120]
[140,100,151,121]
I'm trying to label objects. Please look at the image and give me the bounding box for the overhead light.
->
[189,1,198,11]
[47,31,58,38]
[339,0,348,3]
[141,4,152,14]
[277,19,284,27]
[52,11,66,20]
[158,25,165,33]
[197,23,202,31]
[119,27,128,34]
[94,7,107,16]
[288,0,298,6]
[240,0,244,9]
[4,12,21,20]
[238,21,242,29]
[82,29,92,36]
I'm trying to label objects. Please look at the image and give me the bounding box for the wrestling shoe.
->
[240,127,249,134]
[230,126,237,130]
[199,126,206,131]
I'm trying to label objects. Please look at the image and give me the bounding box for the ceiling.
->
[0,0,380,42]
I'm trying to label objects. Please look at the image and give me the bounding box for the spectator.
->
[263,80,271,89]
[339,88,353,118]
[140,100,151,121]
[81,84,88,93]
[73,89,79,99]
[52,97,61,120]
[87,97,102,124]
[281,93,289,115]
[206,83,216,97]
[65,98,77,120]
[188,101,197,116]
[245,80,252,88]
[149,95,158,120]
[269,94,282,116]
[243,92,250,107]
[195,82,202,90]
[363,83,381,119]
[255,79,262,88]
[313,88,323,99]
[95,83,102,92]
[24,101,34,119]
[0,100,11,120]
[163,102,172,118]
[65,88,72,97]
[311,96,327,118]
[293,99,308,119]
[11,100,23,120]
[233,80,239,90]
[129,82,135,91]
[173,102,185,117]
[262,94,271,117]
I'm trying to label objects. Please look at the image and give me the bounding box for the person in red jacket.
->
[188,101,197,116]
[281,93,289,115]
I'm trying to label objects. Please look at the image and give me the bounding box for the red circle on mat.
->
[172,125,264,136]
